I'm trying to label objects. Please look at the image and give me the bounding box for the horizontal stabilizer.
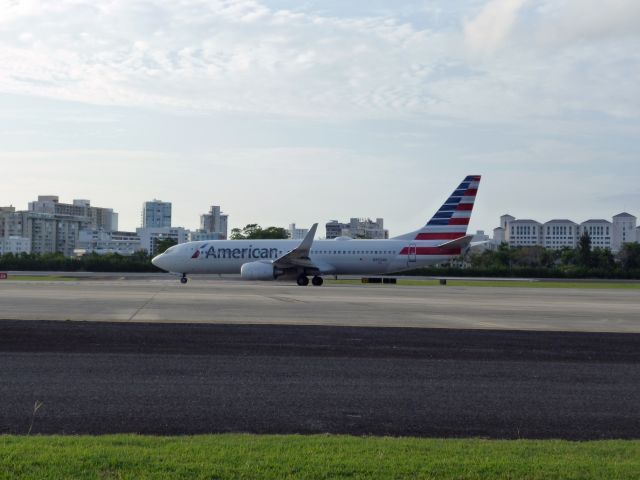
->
[437,234,474,250]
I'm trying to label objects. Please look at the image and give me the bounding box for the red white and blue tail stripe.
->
[394,175,481,245]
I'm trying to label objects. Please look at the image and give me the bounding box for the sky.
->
[1,0,639,236]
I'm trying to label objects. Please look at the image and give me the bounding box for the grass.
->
[1,434,639,480]
[0,275,78,282]
[327,279,640,289]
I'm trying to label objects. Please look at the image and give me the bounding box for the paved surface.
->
[1,320,639,439]
[0,278,639,332]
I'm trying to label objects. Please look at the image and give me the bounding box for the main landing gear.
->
[296,274,323,286]
[180,273,188,284]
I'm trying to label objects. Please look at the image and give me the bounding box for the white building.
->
[137,227,189,256]
[326,218,388,239]
[0,208,86,256]
[189,231,225,242]
[542,220,578,250]
[75,230,142,256]
[0,236,31,255]
[506,219,542,247]
[494,213,638,252]
[325,220,349,239]
[579,220,612,250]
[28,196,117,231]
[612,213,637,253]
[470,230,493,251]
[200,205,228,239]
[141,199,172,228]
[288,223,309,240]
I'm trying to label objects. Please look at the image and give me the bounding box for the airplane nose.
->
[152,254,167,271]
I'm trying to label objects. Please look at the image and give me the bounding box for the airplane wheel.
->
[180,276,188,284]
[312,276,323,286]
[296,275,309,286]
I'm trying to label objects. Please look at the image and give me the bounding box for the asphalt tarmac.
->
[1,320,639,439]
[1,278,639,332]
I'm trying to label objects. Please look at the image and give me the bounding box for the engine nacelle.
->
[240,261,280,280]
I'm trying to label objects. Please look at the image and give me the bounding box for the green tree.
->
[619,243,640,271]
[155,238,177,255]
[577,231,592,267]
[230,224,289,240]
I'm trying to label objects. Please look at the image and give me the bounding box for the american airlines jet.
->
[152,175,481,286]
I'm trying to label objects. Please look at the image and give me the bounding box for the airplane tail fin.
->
[394,175,481,242]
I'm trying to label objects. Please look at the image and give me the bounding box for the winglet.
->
[273,223,318,269]
[297,223,318,255]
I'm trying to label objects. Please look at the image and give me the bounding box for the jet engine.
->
[240,261,282,280]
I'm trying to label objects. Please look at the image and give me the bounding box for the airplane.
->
[152,175,481,286]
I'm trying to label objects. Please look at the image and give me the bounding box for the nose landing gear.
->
[180,274,188,284]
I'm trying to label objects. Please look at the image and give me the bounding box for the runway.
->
[1,278,639,438]
[1,320,639,439]
[0,277,639,332]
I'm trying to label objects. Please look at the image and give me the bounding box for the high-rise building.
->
[288,223,309,240]
[325,218,388,239]
[579,220,612,249]
[28,196,117,231]
[136,227,189,256]
[542,220,579,250]
[505,219,542,247]
[0,209,85,256]
[75,230,142,256]
[199,205,228,239]
[612,213,637,253]
[494,213,638,251]
[142,199,172,228]
[325,220,349,239]
[0,236,31,255]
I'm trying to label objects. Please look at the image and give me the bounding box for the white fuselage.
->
[153,238,457,276]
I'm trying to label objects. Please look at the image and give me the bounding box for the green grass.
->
[327,279,640,289]
[1,435,639,480]
[1,275,78,282]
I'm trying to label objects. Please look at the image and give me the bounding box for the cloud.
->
[464,0,531,54]
[0,0,638,125]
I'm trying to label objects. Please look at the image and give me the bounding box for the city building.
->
[288,223,309,240]
[28,196,117,231]
[199,205,228,239]
[325,220,349,239]
[493,213,638,252]
[0,207,86,256]
[542,220,579,250]
[75,230,142,256]
[189,231,225,242]
[325,218,388,239]
[505,219,542,247]
[612,213,637,253]
[141,199,172,228]
[0,236,31,255]
[579,220,612,249]
[136,227,189,256]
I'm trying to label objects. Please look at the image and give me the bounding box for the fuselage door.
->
[408,243,417,265]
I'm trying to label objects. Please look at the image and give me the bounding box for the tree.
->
[230,224,289,240]
[619,243,640,271]
[577,231,592,268]
[155,238,177,255]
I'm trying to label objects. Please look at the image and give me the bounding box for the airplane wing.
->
[273,223,319,269]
